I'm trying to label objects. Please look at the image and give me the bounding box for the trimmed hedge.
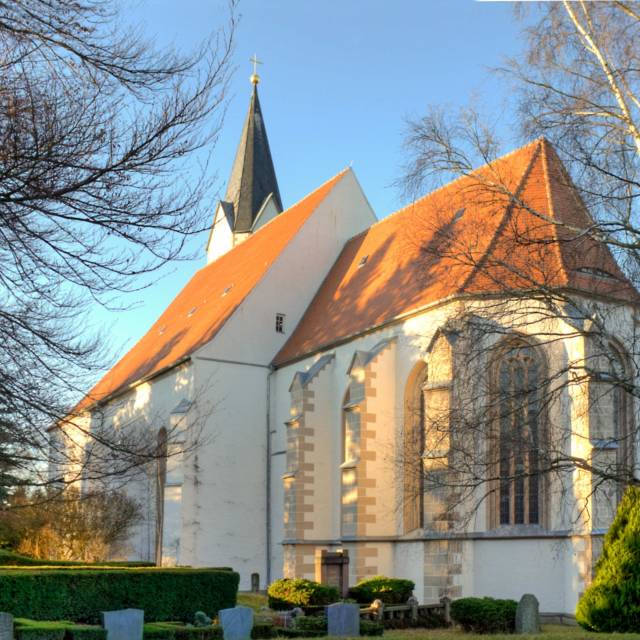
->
[577,485,640,632]
[289,616,383,637]
[14,619,107,640]
[0,569,238,623]
[143,623,223,640]
[267,579,339,610]
[348,577,414,605]
[450,597,517,634]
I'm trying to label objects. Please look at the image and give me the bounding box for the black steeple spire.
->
[222,68,283,233]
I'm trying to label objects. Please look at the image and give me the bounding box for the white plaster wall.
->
[180,356,269,589]
[199,169,376,365]
[207,205,234,264]
[394,542,425,603]
[90,362,194,563]
[471,538,571,613]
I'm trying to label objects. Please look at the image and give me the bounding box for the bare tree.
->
[0,486,142,562]
[0,1,235,496]
[399,1,640,531]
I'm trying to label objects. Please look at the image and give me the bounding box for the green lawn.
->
[238,592,269,612]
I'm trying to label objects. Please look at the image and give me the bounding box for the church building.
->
[59,71,640,616]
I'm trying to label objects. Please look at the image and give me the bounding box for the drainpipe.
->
[266,365,275,586]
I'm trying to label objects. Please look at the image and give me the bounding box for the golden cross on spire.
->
[249,54,262,85]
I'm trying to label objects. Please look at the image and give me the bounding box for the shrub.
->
[292,617,326,633]
[143,624,223,640]
[14,621,66,640]
[267,579,339,610]
[450,597,517,633]
[348,577,414,605]
[251,623,276,639]
[14,620,107,640]
[0,568,238,623]
[577,485,640,632]
[359,620,383,636]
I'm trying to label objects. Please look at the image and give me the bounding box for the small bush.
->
[293,617,327,633]
[0,568,238,623]
[251,623,276,639]
[450,597,517,634]
[359,620,383,637]
[577,485,640,632]
[143,623,223,640]
[348,577,414,605]
[267,579,339,610]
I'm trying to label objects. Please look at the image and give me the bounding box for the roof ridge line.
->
[200,168,351,273]
[360,138,543,237]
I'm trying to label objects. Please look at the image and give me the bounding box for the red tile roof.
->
[77,170,348,411]
[273,139,638,366]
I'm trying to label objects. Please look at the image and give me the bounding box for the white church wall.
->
[182,356,270,590]
[198,169,376,366]
[206,204,234,264]
[270,294,638,608]
[89,361,195,563]
[470,537,571,613]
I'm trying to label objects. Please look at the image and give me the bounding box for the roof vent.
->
[358,255,369,268]
[187,307,197,317]
[158,325,167,335]
[222,284,234,297]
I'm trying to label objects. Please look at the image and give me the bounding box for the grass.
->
[238,592,269,612]
[311,627,640,640]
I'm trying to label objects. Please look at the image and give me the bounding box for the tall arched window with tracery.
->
[590,341,634,528]
[492,340,544,528]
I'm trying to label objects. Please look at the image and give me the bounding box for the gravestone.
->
[327,602,360,637]
[102,609,144,640]
[219,606,253,640]
[0,613,13,640]
[515,594,540,634]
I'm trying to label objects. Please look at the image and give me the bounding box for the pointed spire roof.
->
[223,83,283,233]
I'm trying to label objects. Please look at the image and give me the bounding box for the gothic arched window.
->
[590,342,634,527]
[494,340,543,527]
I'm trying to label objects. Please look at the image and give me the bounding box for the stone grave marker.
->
[219,606,253,640]
[327,602,360,637]
[0,613,12,640]
[515,594,540,634]
[102,609,144,640]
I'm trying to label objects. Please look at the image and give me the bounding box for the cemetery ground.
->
[236,594,640,640]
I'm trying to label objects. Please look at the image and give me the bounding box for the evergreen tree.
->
[577,486,640,631]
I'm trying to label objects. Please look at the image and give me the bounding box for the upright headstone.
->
[327,602,360,637]
[102,609,144,640]
[219,606,253,640]
[515,594,540,634]
[0,613,13,640]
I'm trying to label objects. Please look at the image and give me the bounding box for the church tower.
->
[206,58,283,263]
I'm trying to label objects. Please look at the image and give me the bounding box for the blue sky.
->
[94,0,528,370]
